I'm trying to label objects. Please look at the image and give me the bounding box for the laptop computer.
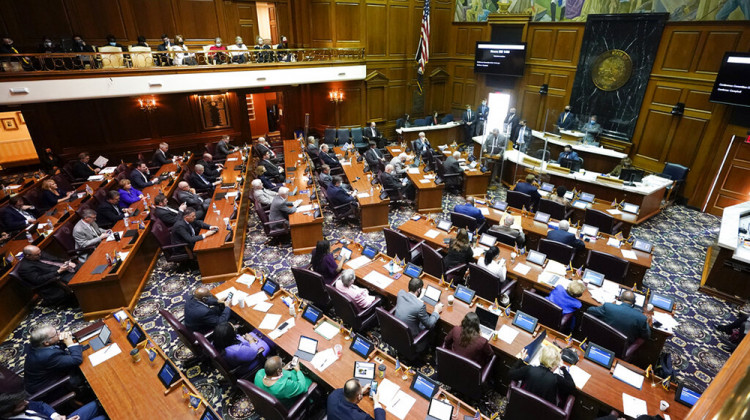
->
[294,336,318,361]
[301,304,323,325]
[426,398,454,420]
[420,285,442,307]
[632,239,652,253]
[403,263,423,278]
[475,306,500,339]
[584,343,615,369]
[621,202,640,215]
[410,373,440,400]
[526,250,547,266]
[353,361,376,387]
[582,269,605,287]
[540,182,555,193]
[579,192,595,203]
[581,224,599,238]
[649,292,675,312]
[492,200,508,211]
[478,233,496,247]
[454,285,475,305]
[89,324,111,351]
[262,279,279,296]
[350,334,375,359]
[534,211,551,224]
[437,220,452,232]
[675,384,702,407]
[362,244,379,259]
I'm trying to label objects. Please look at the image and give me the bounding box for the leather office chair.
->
[436,347,496,399]
[579,313,643,362]
[330,199,358,223]
[62,162,86,187]
[467,263,516,302]
[485,230,517,247]
[441,114,454,124]
[450,211,484,233]
[538,238,575,265]
[351,127,368,152]
[520,289,572,333]
[384,228,422,264]
[584,209,622,235]
[378,172,406,206]
[150,219,195,264]
[375,307,431,362]
[507,190,532,211]
[538,198,573,221]
[658,162,689,204]
[9,261,73,307]
[52,218,97,261]
[255,201,291,243]
[505,382,575,420]
[420,243,466,284]
[290,267,331,310]
[52,174,75,192]
[324,128,337,147]
[92,187,108,207]
[336,128,350,145]
[159,309,204,365]
[236,379,319,420]
[326,285,381,333]
[195,332,254,387]
[586,250,629,285]
[434,159,462,193]
[535,149,551,161]
[414,118,426,126]
[23,188,43,210]
[0,365,76,408]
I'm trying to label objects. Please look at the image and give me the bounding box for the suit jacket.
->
[176,189,204,210]
[306,144,320,158]
[547,228,585,251]
[477,104,490,121]
[557,150,579,163]
[269,195,295,222]
[504,112,520,140]
[513,181,541,208]
[581,121,602,144]
[586,302,651,344]
[170,217,210,249]
[96,202,124,229]
[482,133,507,156]
[453,203,485,223]
[389,157,406,175]
[318,172,333,188]
[1,206,34,232]
[515,126,531,147]
[261,159,283,180]
[188,172,214,192]
[413,138,429,155]
[130,169,155,190]
[320,151,341,168]
[216,140,235,159]
[489,225,526,248]
[394,290,439,336]
[328,185,353,207]
[380,171,402,192]
[364,148,384,168]
[72,219,103,257]
[17,254,74,303]
[71,160,95,179]
[508,360,575,405]
[152,149,172,167]
[183,295,231,333]
[24,344,83,394]
[557,111,576,130]
[253,189,276,207]
[463,109,478,125]
[443,156,462,187]
[327,388,386,420]
[364,127,382,140]
[196,159,220,180]
[154,206,182,227]
[255,143,276,160]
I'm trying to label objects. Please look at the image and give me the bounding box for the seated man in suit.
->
[586,290,651,344]
[17,245,77,306]
[318,165,333,189]
[215,135,238,160]
[96,190,134,229]
[71,152,99,179]
[395,277,443,339]
[251,179,276,207]
[364,142,385,169]
[327,378,385,420]
[176,181,210,220]
[547,219,585,251]
[261,151,285,183]
[130,162,161,190]
[364,122,384,148]
[453,196,485,224]
[381,164,415,201]
[306,136,320,159]
[73,209,109,262]
[269,187,297,226]
[327,176,357,210]
[255,137,281,163]
[256,166,281,192]
[557,145,579,164]
[0,391,105,420]
[254,355,313,408]
[170,207,218,250]
[1,196,38,232]
[443,151,463,191]
[189,164,221,192]
[489,214,525,248]
[23,325,84,395]
[389,153,408,177]
[413,132,430,157]
[152,142,173,167]
[153,193,187,227]
[183,286,231,333]
[319,144,341,168]
[196,153,223,181]
[513,174,541,211]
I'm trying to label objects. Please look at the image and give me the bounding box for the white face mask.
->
[109,42,116,46]
[215,42,221,47]
[590,119,595,123]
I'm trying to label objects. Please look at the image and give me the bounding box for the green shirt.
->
[254,368,312,406]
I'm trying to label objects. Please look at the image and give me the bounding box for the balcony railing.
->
[0,48,365,74]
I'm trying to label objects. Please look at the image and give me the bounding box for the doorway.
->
[486,92,511,136]
[256,2,279,45]
[246,92,280,139]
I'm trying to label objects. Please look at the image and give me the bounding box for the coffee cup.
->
[660,400,669,411]
[447,295,455,306]
[130,348,141,363]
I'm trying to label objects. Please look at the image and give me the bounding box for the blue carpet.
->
[0,188,738,418]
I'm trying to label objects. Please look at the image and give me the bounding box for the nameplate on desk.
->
[91,264,108,275]
[596,175,624,185]
[545,164,571,174]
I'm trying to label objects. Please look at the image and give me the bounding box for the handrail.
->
[0,48,365,74]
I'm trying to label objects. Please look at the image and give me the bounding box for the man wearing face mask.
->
[70,34,96,69]
[102,34,125,49]
[556,105,576,131]
[156,33,173,66]
[36,37,63,70]
[0,36,31,70]
[580,115,602,146]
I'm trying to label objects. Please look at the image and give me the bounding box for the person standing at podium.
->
[556,105,576,131]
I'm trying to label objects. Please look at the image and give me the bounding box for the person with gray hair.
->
[152,141,173,167]
[319,143,341,168]
[389,153,408,176]
[306,136,320,158]
[0,390,105,420]
[269,187,296,225]
[547,219,584,251]
[381,164,416,201]
[176,180,210,219]
[509,344,574,405]
[252,178,277,206]
[489,214,526,248]
[189,163,221,191]
[334,269,378,310]
[442,151,463,191]
[73,208,109,262]
[24,325,84,394]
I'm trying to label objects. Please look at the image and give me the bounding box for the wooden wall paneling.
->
[310,1,333,46]
[551,28,581,63]
[127,0,177,40]
[268,3,279,44]
[631,109,674,168]
[333,1,363,46]
[234,2,259,46]
[430,5,452,57]
[339,84,364,125]
[150,94,198,137]
[365,3,387,56]
[528,28,554,61]
[387,3,410,56]
[64,0,129,42]
[694,30,744,74]
[172,0,222,41]
[655,30,700,73]
[664,116,708,166]
[1,0,72,47]
[274,1,292,42]
[388,84,407,120]
[99,97,153,142]
[703,125,750,215]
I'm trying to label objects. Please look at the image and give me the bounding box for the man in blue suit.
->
[327,176,357,209]
[547,219,585,251]
[0,391,105,420]
[327,378,385,420]
[24,326,84,394]
[513,174,541,211]
[586,290,651,344]
[319,144,342,168]
[453,196,485,224]
[1,196,38,232]
[557,145,579,164]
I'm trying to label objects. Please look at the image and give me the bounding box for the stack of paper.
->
[407,168,420,174]
[378,379,416,420]
[622,393,648,418]
[652,311,678,334]
[311,348,337,371]
[236,274,256,287]
[424,229,440,239]
[568,365,591,389]
[245,291,269,307]
[259,313,282,330]
[363,271,394,289]
[314,321,340,340]
[253,301,273,312]
[215,287,238,301]
[346,256,371,270]
[513,263,531,275]
[545,260,567,276]
[621,249,638,260]
[613,363,645,389]
[296,204,314,213]
[383,261,403,273]
[607,238,622,248]
[606,209,623,215]
[89,343,122,367]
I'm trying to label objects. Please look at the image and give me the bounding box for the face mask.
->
[45,42,52,47]
[76,40,83,44]
[565,108,570,112]
[590,119,595,123]
[109,42,116,46]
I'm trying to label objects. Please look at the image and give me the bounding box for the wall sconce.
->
[138,97,157,112]
[328,89,344,103]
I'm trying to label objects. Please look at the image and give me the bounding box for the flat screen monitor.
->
[649,293,675,312]
[534,211,551,224]
[526,250,547,266]
[200,406,220,420]
[476,306,499,330]
[619,168,644,184]
[584,343,615,369]
[362,244,379,259]
[540,182,554,192]
[709,52,750,107]
[581,224,599,237]
[675,384,702,407]
[126,325,146,348]
[404,263,423,278]
[454,285,475,304]
[633,239,652,253]
[512,310,538,333]
[437,220,452,232]
[350,334,374,359]
[410,373,440,400]
[302,304,323,324]
[474,43,526,77]
[157,360,180,389]
[427,398,454,420]
[583,269,605,287]
[579,192,595,203]
[559,158,577,170]
[262,279,279,296]
[479,233,496,247]
[492,200,508,211]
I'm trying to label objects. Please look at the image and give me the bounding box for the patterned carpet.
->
[0,185,741,419]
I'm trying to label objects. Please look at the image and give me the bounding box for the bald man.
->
[489,215,525,248]
[183,286,231,333]
[17,245,76,305]
[327,378,385,420]
[586,290,651,344]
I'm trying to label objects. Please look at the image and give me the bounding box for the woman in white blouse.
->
[477,245,506,281]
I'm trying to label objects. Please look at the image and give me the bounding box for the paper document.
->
[407,168,420,174]
[268,317,295,340]
[106,231,124,242]
[93,156,108,167]
[621,249,638,260]
[545,260,567,276]
[613,363,645,389]
[215,287,238,301]
[87,175,104,181]
[230,290,249,306]
[497,325,519,344]
[89,343,122,367]
[346,256,371,270]
[311,347,337,371]
[513,263,531,275]
[117,252,130,261]
[383,261,403,273]
[378,380,416,420]
[226,157,239,161]
[356,193,371,198]
[391,148,402,153]
[236,274,256,287]
[100,166,116,174]
[259,313,282,330]
[225,191,239,198]
[568,365,591,389]
[253,301,273,312]
[472,247,487,258]
[244,291,268,307]
[607,238,622,248]
[314,320,340,340]
[652,312,678,333]
[296,205,313,213]
[419,179,431,184]
[622,393,648,418]
[480,207,490,215]
[424,229,441,239]
[363,271,394,289]
[606,209,623,215]
[293,199,303,207]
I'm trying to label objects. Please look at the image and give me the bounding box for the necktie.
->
[468,111,471,119]
[113,204,120,215]
[188,223,195,236]
[40,258,65,268]
[563,112,568,122]
[199,174,208,184]
[12,47,30,65]
[89,223,100,236]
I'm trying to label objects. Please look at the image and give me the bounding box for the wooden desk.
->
[283,139,324,254]
[69,161,183,319]
[212,270,488,419]
[78,311,213,420]
[530,131,627,174]
[333,147,390,233]
[396,122,465,147]
[0,172,47,204]
[384,145,445,213]
[193,151,251,282]
[343,245,687,420]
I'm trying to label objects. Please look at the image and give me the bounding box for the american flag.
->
[415,0,431,94]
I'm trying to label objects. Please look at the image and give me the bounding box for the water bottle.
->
[212,202,217,211]
[123,214,129,226]
[26,231,33,243]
